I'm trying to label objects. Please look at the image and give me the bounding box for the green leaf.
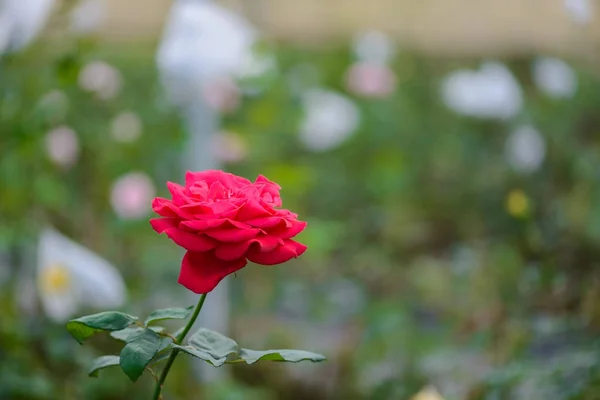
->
[119,328,163,382]
[188,328,238,359]
[66,312,138,344]
[144,306,194,326]
[88,355,120,377]
[236,349,326,364]
[171,344,230,367]
[171,328,239,367]
[172,328,326,367]
[110,326,165,342]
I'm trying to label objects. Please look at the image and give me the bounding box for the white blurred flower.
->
[202,76,241,113]
[157,0,256,104]
[345,62,397,98]
[441,62,522,119]
[110,172,155,220]
[37,228,127,323]
[45,126,80,168]
[78,61,123,100]
[299,88,360,152]
[564,0,593,24]
[533,57,577,99]
[236,47,278,81]
[69,0,106,34]
[0,0,55,54]
[110,111,143,143]
[352,30,395,65]
[211,131,248,163]
[505,125,546,174]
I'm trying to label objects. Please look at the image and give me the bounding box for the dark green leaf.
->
[119,328,163,382]
[88,355,120,377]
[144,306,194,326]
[236,349,326,364]
[67,312,138,344]
[110,326,165,342]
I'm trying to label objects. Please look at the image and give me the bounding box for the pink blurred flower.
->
[202,76,240,113]
[78,61,122,100]
[44,126,80,168]
[211,131,248,163]
[110,172,155,220]
[345,62,397,98]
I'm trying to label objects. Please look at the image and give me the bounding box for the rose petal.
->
[167,182,189,205]
[179,251,247,294]
[150,217,179,233]
[188,181,209,198]
[272,220,307,239]
[151,197,179,218]
[245,217,285,229]
[214,241,252,261]
[255,175,281,188]
[181,219,250,233]
[204,227,261,242]
[254,175,282,206]
[249,235,283,252]
[247,239,307,265]
[178,202,214,215]
[185,170,251,190]
[163,228,217,252]
[181,219,229,231]
[236,199,273,221]
[209,201,240,215]
[214,235,282,261]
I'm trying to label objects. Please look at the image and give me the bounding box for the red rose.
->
[150,170,307,294]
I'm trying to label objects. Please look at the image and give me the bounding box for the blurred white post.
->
[0,0,55,55]
[156,0,236,383]
[181,98,230,383]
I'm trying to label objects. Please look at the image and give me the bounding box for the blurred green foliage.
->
[2,16,600,400]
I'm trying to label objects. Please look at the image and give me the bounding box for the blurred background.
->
[2,0,600,399]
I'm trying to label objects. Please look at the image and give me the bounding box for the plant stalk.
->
[151,293,207,400]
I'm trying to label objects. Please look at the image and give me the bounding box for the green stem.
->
[152,293,207,400]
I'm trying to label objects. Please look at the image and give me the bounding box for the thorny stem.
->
[151,293,207,400]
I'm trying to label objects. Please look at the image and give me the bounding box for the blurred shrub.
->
[2,23,600,400]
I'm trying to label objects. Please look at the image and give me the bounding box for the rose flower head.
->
[150,170,307,293]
